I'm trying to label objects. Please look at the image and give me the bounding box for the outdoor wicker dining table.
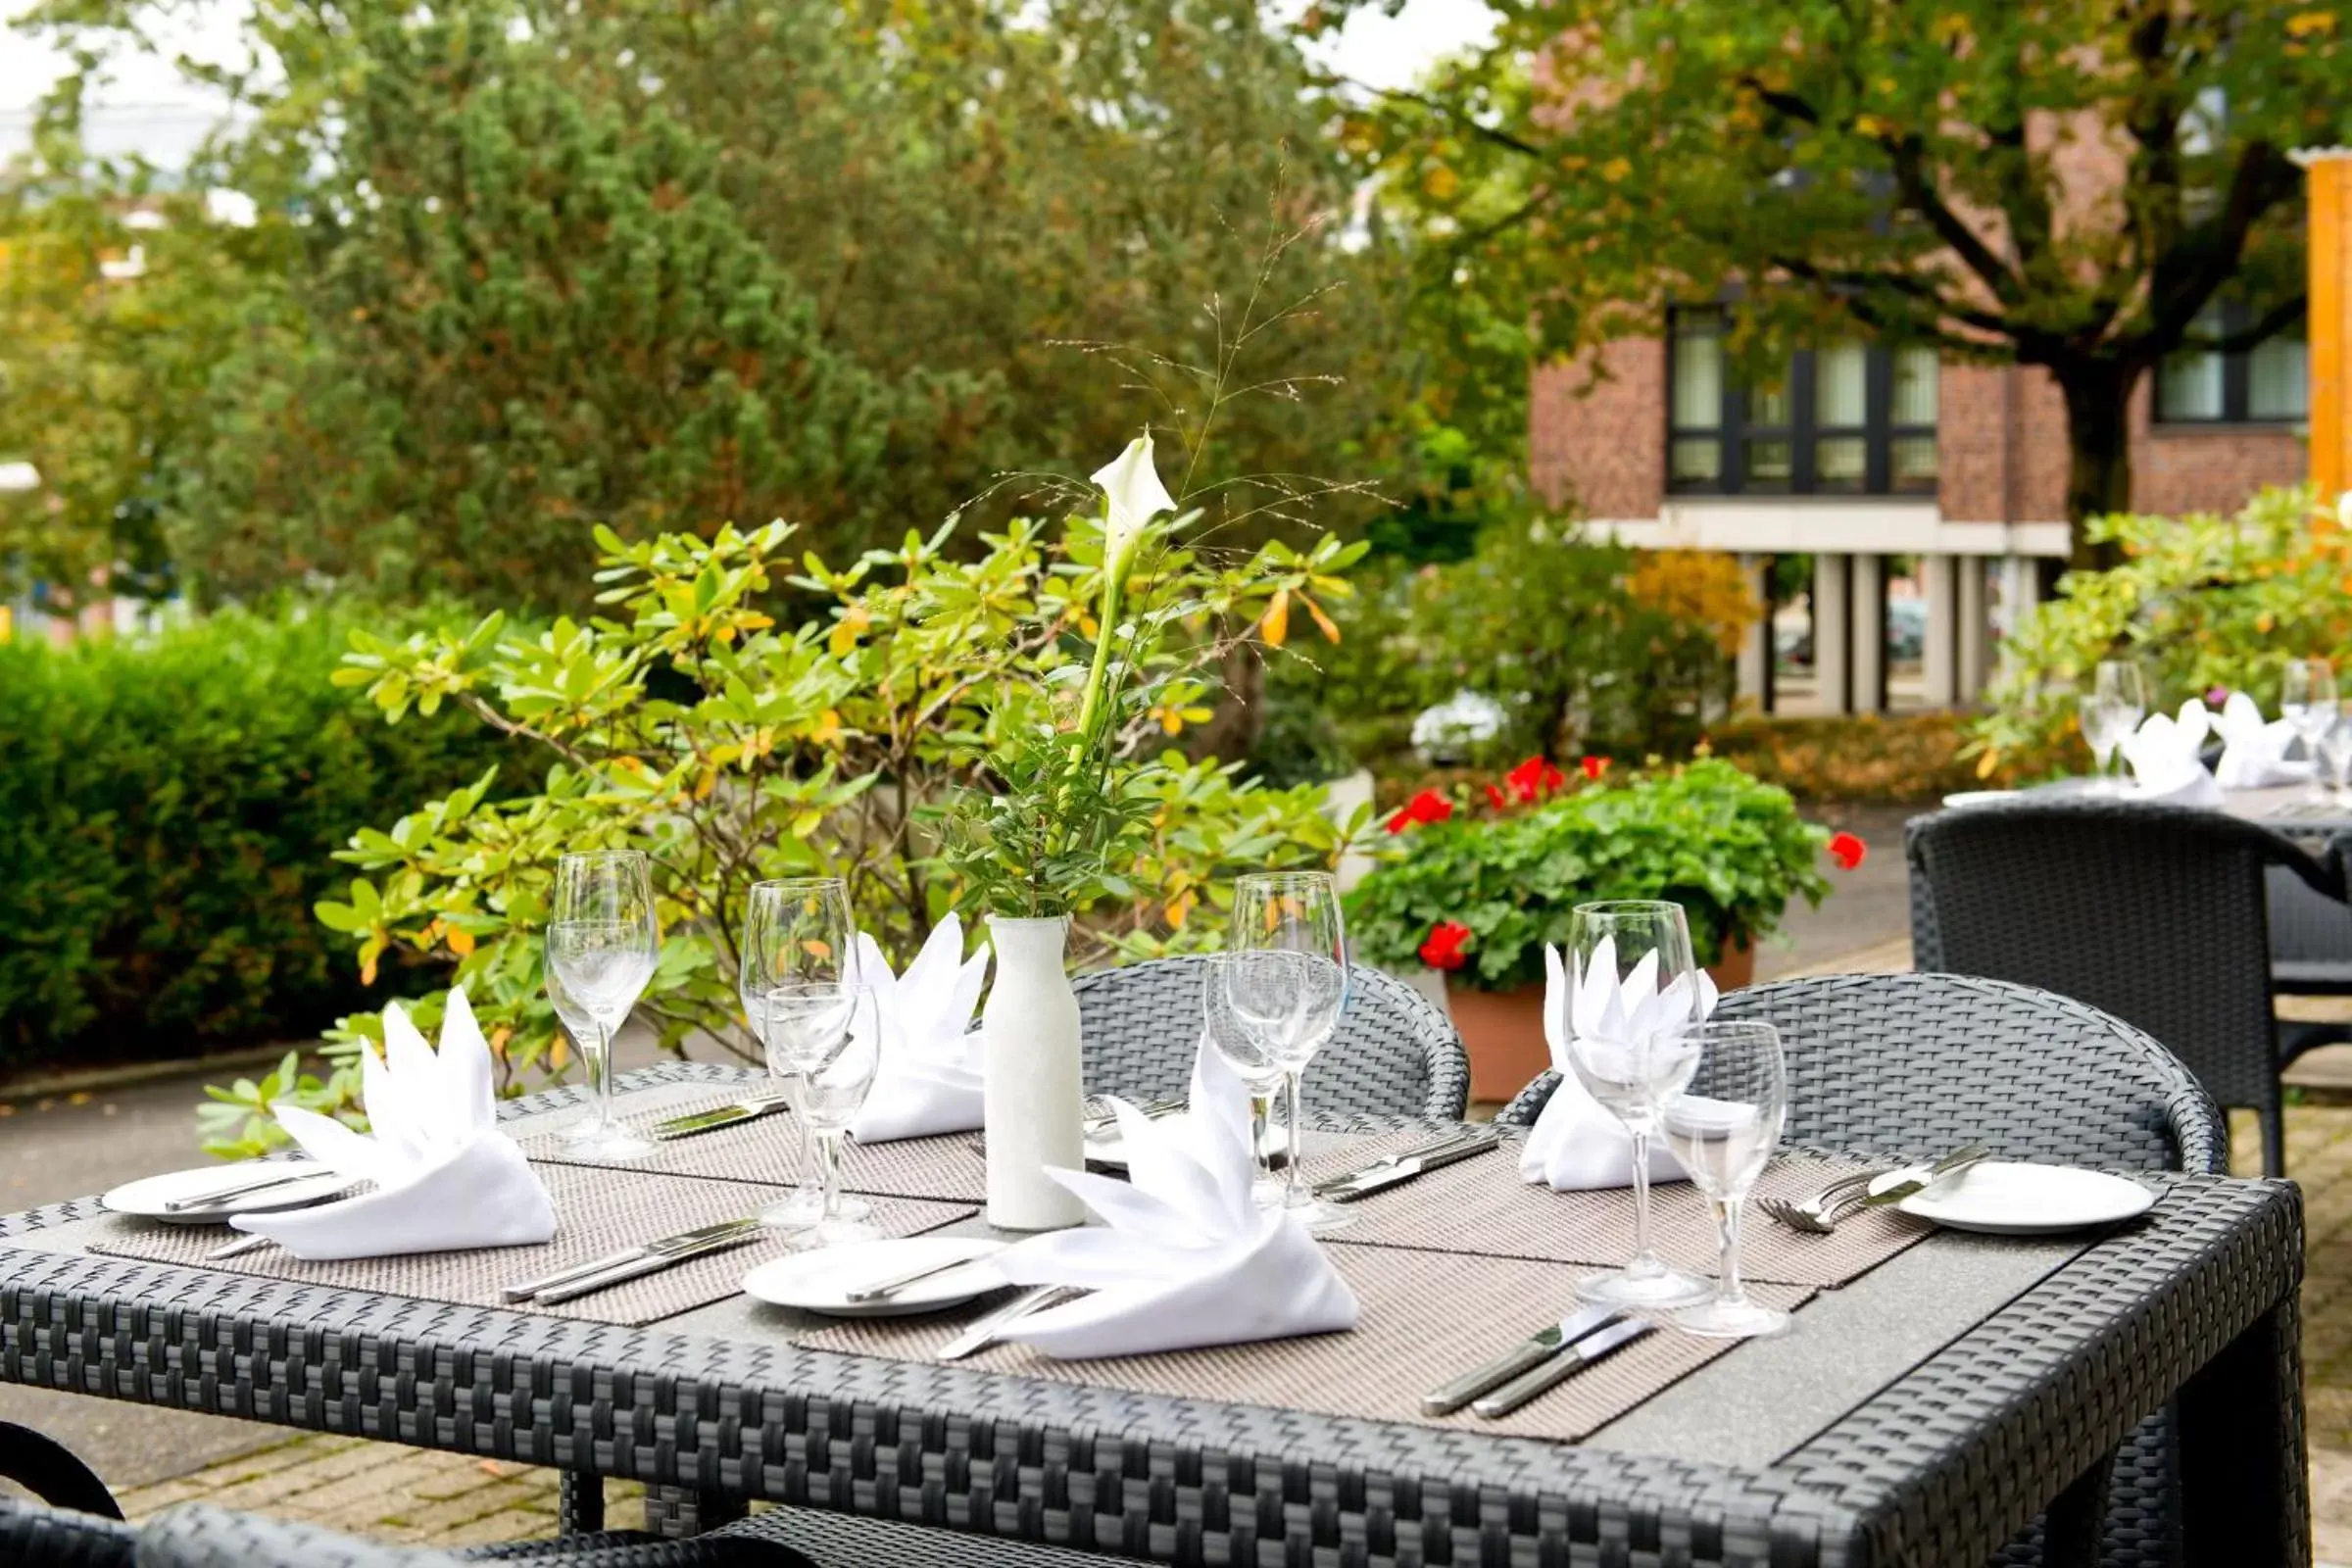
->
[0,1062,2309,1568]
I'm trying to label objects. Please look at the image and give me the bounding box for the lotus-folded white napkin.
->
[987,1039,1357,1358]
[233,988,556,1260]
[1520,938,1714,1191]
[2122,702,2224,807]
[2212,691,2315,790]
[846,914,990,1144]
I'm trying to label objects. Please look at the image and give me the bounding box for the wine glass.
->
[1226,871,1350,1232]
[741,877,862,1229]
[1659,1020,1791,1339]
[1562,900,1710,1308]
[766,980,879,1244]
[547,850,661,1159]
[2283,660,2338,803]
[2321,708,2352,806]
[1200,953,1288,1208]
[2088,660,2145,790]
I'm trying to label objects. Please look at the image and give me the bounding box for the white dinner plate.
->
[742,1237,1008,1317]
[1897,1160,2155,1235]
[102,1161,358,1224]
[1939,790,2017,809]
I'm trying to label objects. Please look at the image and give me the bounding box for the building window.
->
[1666,308,1939,496]
[2157,301,2308,424]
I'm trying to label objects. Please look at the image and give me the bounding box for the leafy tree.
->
[11,0,1404,606]
[1336,0,2347,564]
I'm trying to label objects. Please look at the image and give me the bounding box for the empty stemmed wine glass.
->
[1225,871,1350,1232]
[546,850,661,1159]
[2321,706,2352,807]
[741,878,866,1230]
[2283,660,2338,804]
[2085,660,2145,792]
[1200,953,1289,1208]
[1658,1020,1791,1339]
[766,980,879,1244]
[1562,900,1710,1308]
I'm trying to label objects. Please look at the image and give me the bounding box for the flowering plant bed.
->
[1346,757,1841,992]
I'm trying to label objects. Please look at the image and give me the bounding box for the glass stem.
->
[1627,1125,1659,1271]
[817,1130,845,1220]
[1282,1071,1307,1206]
[789,1075,818,1199]
[1249,1090,1275,1187]
[591,1020,615,1129]
[1714,1196,1748,1308]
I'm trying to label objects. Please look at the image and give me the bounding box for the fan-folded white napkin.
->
[233,988,556,1260]
[987,1038,1357,1358]
[2212,691,2315,790]
[1520,937,1714,1191]
[2121,701,2224,807]
[845,914,990,1144]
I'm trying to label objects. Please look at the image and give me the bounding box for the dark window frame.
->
[2154,299,2308,426]
[1665,307,1938,498]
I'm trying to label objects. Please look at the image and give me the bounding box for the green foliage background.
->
[0,609,511,1070]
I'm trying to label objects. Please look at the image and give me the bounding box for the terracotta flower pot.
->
[1445,936,1759,1106]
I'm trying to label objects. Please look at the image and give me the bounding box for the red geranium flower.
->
[1579,755,1610,781]
[1419,919,1473,971]
[1385,788,1454,835]
[1485,782,1509,811]
[1503,755,1566,803]
[1828,831,1868,871]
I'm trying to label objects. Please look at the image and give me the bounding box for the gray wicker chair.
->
[1072,956,1471,1120]
[1905,797,2352,1176]
[0,1420,134,1568]
[1494,971,2227,1568]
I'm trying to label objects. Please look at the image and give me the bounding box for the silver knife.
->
[650,1093,796,1141]
[1323,1130,1504,1202]
[161,1164,328,1213]
[1860,1143,1993,1208]
[1422,1304,1623,1415]
[1312,1129,1491,1198]
[1471,1317,1658,1418]
[501,1217,764,1302]
[937,1285,1082,1360]
[532,1226,766,1305]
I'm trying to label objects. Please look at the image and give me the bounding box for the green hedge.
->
[0,608,510,1074]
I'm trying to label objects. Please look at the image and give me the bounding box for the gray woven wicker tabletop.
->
[0,1062,2309,1567]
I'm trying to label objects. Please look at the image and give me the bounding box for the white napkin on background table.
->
[988,1038,1358,1358]
[2212,691,2315,790]
[846,915,991,1144]
[234,989,556,1259]
[1520,938,1711,1191]
[2122,702,2225,808]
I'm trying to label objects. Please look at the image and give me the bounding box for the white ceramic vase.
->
[980,914,1087,1231]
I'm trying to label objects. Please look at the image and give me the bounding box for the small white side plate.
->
[743,1237,1007,1317]
[1898,1160,2155,1235]
[102,1162,355,1224]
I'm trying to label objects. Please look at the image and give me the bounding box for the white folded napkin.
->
[2212,691,2315,790]
[1520,937,1715,1191]
[234,988,556,1260]
[988,1036,1358,1358]
[2121,701,2225,807]
[846,915,990,1144]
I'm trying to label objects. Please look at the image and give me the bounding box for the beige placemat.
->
[519,1089,991,1202]
[1294,1132,1930,1289]
[89,1159,972,1327]
[796,1242,1811,1442]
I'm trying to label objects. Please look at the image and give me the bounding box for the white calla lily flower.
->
[1091,433,1178,579]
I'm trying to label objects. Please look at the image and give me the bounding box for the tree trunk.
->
[2056,362,2139,573]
